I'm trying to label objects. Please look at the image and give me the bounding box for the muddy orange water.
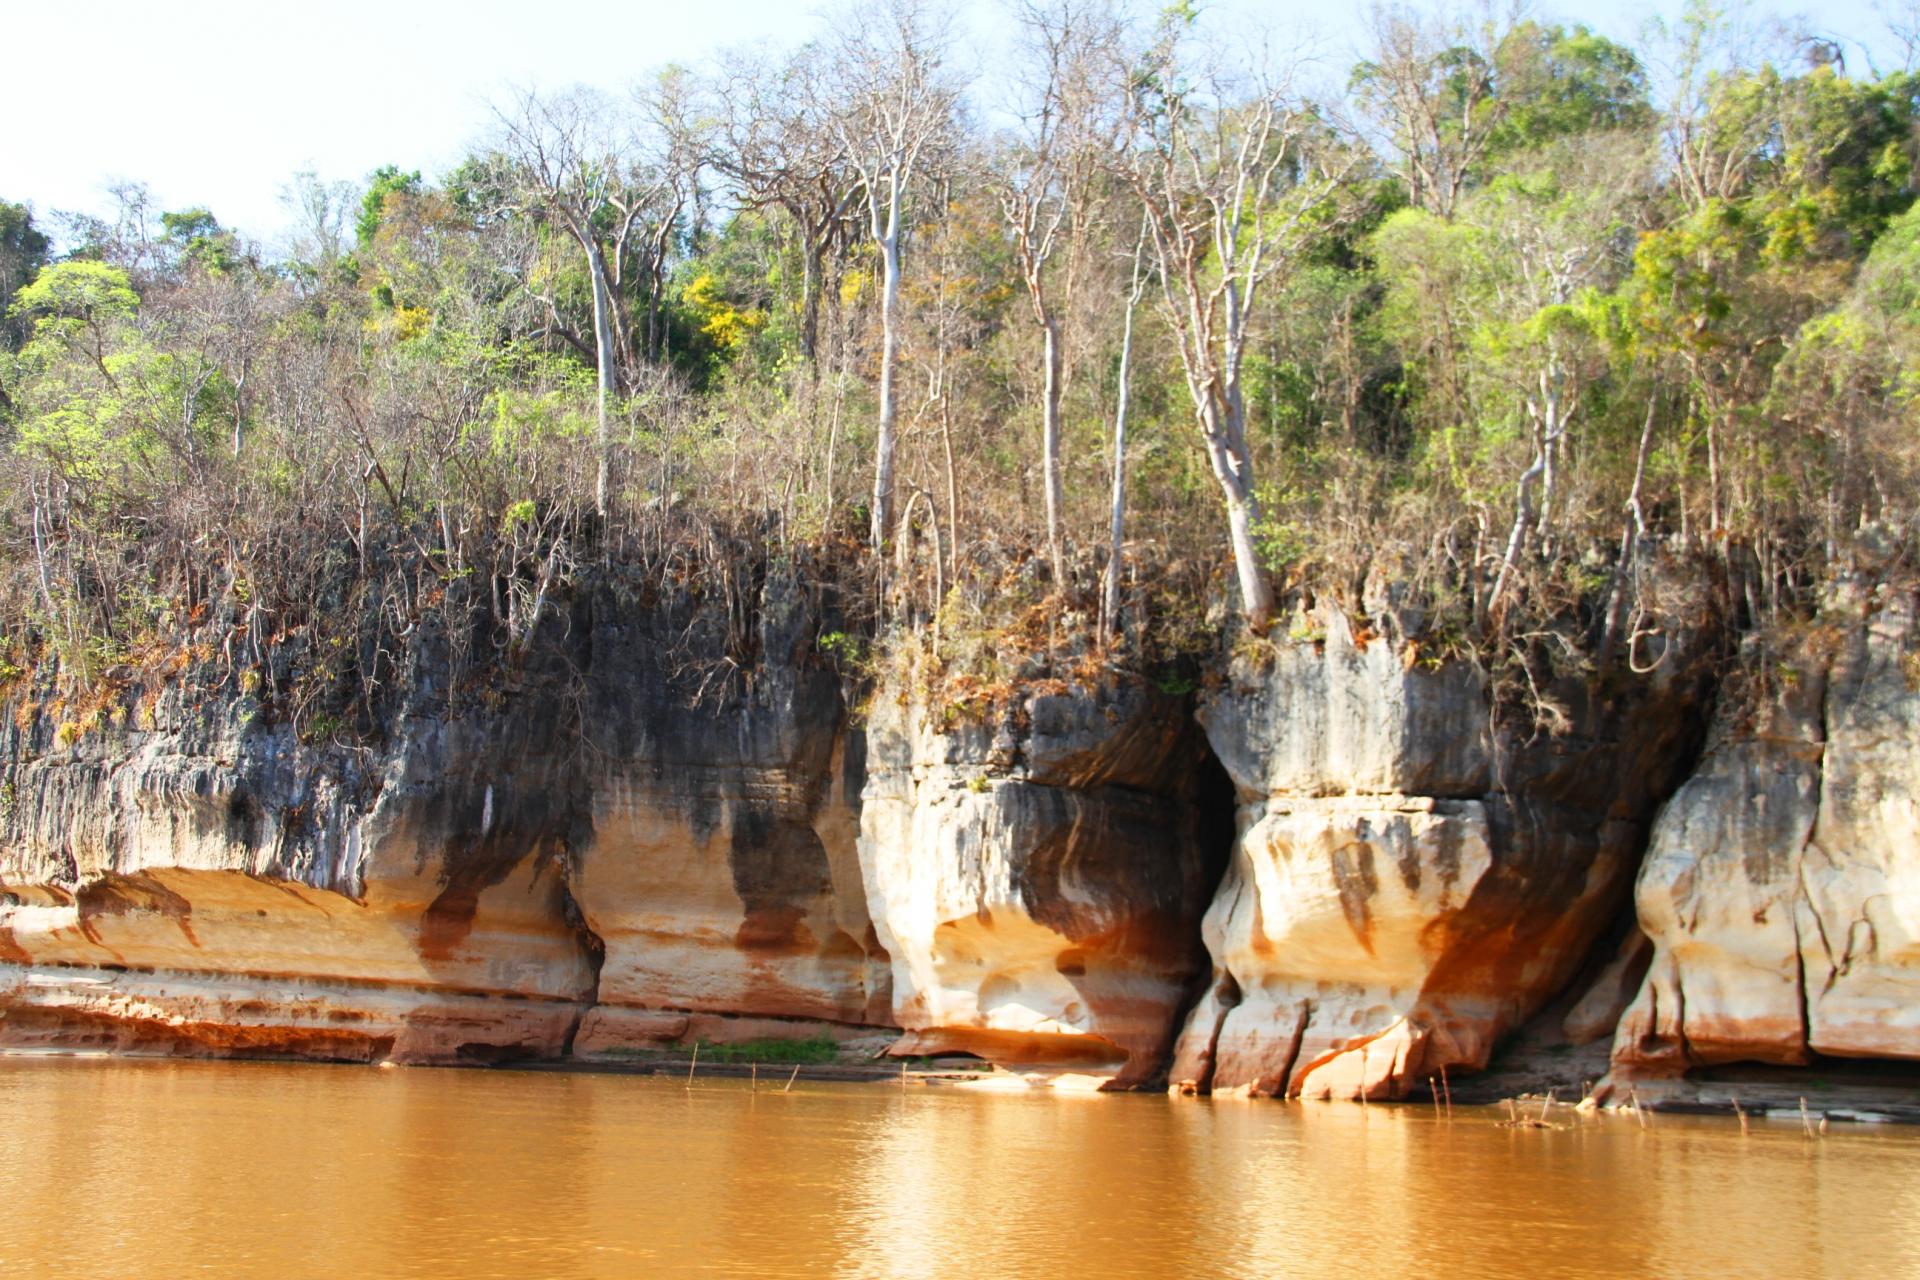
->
[2,1057,1917,1278]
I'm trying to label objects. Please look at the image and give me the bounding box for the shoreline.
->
[10,1045,1920,1125]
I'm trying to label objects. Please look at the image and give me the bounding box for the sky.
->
[4,0,1911,250]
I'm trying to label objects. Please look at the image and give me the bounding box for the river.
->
[0,1056,1915,1278]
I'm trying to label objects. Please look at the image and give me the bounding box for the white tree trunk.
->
[1101,286,1139,643]
[1199,399,1274,629]
[1486,442,1545,629]
[872,226,901,549]
[1223,488,1272,630]
[587,238,617,520]
[1041,315,1066,589]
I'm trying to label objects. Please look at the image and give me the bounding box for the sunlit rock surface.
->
[9,552,1917,1105]
[1172,599,1715,1100]
[0,697,596,1063]
[1611,584,1920,1084]
[0,571,892,1063]
[566,575,889,1057]
[858,673,1226,1087]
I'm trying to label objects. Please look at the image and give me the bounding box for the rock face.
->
[0,660,596,1063]
[567,576,889,1058]
[857,671,1227,1086]
[1611,583,1920,1081]
[9,548,1920,1103]
[1170,603,1715,1100]
[0,570,890,1063]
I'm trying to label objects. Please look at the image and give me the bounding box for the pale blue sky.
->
[5,0,1909,247]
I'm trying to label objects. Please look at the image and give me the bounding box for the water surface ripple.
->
[1,1056,1914,1278]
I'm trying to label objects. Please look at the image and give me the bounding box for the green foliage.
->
[0,10,1915,695]
[0,199,51,349]
[160,207,243,274]
[693,1036,840,1065]
[357,165,423,248]
[9,260,138,329]
[1489,23,1653,154]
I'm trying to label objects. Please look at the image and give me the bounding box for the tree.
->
[493,86,649,517]
[357,165,424,249]
[281,170,359,281]
[631,67,706,365]
[158,208,246,276]
[1124,20,1352,628]
[1101,212,1149,642]
[1352,5,1509,219]
[708,43,856,368]
[809,0,958,551]
[0,199,51,353]
[1487,21,1654,154]
[999,0,1123,589]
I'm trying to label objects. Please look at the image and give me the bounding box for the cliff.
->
[4,554,1919,1108]
[1609,578,1920,1091]
[858,664,1226,1086]
[0,566,886,1064]
[1167,586,1718,1100]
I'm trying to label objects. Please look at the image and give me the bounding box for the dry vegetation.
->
[0,0,1916,727]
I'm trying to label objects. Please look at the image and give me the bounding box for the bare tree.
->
[633,69,706,364]
[1646,1,1789,213]
[1000,0,1123,590]
[1884,0,1920,71]
[279,170,358,275]
[708,44,858,367]
[1352,4,1512,219]
[1124,24,1351,629]
[493,86,701,515]
[809,0,958,551]
[493,87,635,517]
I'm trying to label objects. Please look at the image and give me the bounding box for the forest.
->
[1,0,1917,723]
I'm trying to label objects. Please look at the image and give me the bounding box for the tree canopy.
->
[0,0,1915,702]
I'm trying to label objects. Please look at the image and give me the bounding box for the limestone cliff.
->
[5,551,1920,1106]
[856,666,1226,1087]
[1610,580,1920,1085]
[1169,594,1718,1101]
[0,566,888,1063]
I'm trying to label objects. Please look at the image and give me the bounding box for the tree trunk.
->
[798,235,820,366]
[1486,439,1546,631]
[941,368,959,586]
[1598,397,1657,669]
[871,225,901,550]
[586,238,617,519]
[1199,400,1273,629]
[1223,487,1272,631]
[796,201,834,372]
[1041,314,1066,590]
[1101,279,1139,644]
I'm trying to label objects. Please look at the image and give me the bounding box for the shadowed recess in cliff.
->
[78,873,200,949]
[416,776,590,964]
[728,805,835,954]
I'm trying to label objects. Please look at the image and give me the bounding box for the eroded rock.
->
[1173,598,1716,1100]
[858,672,1225,1087]
[1611,584,1920,1084]
[0,568,893,1063]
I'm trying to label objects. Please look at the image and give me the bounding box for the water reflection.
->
[0,1057,1915,1278]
